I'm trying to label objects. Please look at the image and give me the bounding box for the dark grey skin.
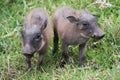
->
[52,7,105,67]
[22,8,52,69]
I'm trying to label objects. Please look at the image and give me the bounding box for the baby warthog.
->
[21,8,52,69]
[53,7,105,67]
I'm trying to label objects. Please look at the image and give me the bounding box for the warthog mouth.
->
[24,53,34,57]
[80,33,90,39]
[92,35,105,40]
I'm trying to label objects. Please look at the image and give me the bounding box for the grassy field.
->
[0,0,120,80]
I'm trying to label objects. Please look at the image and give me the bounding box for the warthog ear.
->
[67,16,78,23]
[41,20,47,31]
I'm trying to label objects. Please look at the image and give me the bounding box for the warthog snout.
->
[22,44,35,55]
[92,27,105,39]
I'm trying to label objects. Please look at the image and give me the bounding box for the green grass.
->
[0,0,120,80]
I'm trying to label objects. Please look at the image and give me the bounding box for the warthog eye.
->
[34,33,41,41]
[80,21,90,30]
[82,21,89,26]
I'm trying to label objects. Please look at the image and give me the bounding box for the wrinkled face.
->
[22,20,47,55]
[67,10,105,39]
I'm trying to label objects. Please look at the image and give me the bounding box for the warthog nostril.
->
[22,49,35,56]
[92,35,96,38]
[22,45,35,55]
[23,50,35,55]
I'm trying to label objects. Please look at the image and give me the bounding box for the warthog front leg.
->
[37,44,48,70]
[79,43,86,66]
[60,42,69,67]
